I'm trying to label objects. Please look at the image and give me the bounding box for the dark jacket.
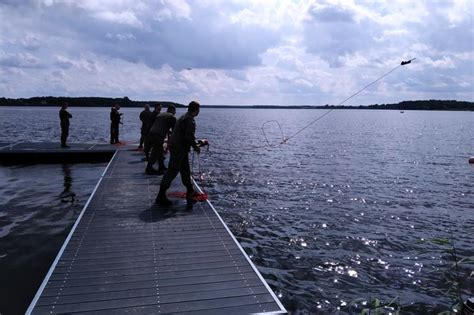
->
[110,108,121,124]
[149,112,176,140]
[139,110,154,131]
[59,108,72,127]
[169,112,198,152]
[149,110,160,125]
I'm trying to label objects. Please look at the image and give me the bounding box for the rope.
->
[254,58,416,148]
[167,151,209,202]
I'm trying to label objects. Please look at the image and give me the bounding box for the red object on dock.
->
[167,191,209,201]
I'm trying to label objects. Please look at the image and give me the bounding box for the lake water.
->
[1,106,473,314]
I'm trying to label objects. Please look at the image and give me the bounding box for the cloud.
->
[0,0,472,104]
[0,50,41,68]
[4,1,280,70]
[425,56,456,69]
[54,55,98,72]
[302,2,382,67]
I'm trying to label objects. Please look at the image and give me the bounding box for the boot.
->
[157,163,167,175]
[145,167,159,175]
[186,188,198,205]
[156,189,172,206]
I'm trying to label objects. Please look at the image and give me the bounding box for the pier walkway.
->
[0,142,116,164]
[26,148,286,314]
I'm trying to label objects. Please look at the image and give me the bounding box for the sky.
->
[0,0,472,105]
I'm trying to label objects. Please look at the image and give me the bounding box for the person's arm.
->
[166,116,176,139]
[184,118,199,152]
[169,116,176,132]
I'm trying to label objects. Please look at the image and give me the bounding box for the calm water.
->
[1,106,473,314]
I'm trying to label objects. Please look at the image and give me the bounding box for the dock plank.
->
[27,148,286,314]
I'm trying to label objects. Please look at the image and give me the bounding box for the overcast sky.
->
[0,0,472,105]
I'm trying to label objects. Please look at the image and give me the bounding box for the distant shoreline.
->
[0,97,472,111]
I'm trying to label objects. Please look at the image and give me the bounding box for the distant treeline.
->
[0,96,185,108]
[202,100,473,111]
[0,97,472,111]
[365,100,473,111]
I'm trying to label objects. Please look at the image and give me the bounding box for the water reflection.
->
[59,164,76,204]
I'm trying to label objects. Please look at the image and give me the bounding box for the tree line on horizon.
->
[0,97,472,111]
[0,96,185,109]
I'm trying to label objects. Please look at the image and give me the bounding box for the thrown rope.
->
[257,58,416,148]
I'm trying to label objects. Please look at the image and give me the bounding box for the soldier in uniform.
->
[59,102,72,148]
[144,103,162,159]
[138,104,153,149]
[156,101,201,206]
[110,104,122,144]
[145,105,176,175]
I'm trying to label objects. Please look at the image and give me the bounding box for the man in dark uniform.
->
[138,104,153,149]
[156,101,200,206]
[59,102,72,148]
[145,105,176,175]
[110,104,122,144]
[144,103,162,159]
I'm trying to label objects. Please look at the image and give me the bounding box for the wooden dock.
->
[0,142,116,164]
[26,148,286,314]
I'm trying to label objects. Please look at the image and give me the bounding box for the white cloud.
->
[94,11,143,28]
[0,51,41,68]
[0,0,472,104]
[425,56,456,69]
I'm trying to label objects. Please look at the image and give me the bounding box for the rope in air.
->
[258,58,416,148]
[175,58,416,200]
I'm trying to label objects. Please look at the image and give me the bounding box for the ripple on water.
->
[0,163,105,314]
[1,108,474,313]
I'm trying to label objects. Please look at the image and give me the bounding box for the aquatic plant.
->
[418,236,474,314]
[344,297,401,314]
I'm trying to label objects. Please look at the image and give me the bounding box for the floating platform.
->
[24,146,286,314]
[0,142,116,164]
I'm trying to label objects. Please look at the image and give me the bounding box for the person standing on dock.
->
[59,102,72,148]
[145,105,176,175]
[138,104,153,149]
[110,104,123,144]
[156,101,200,206]
[144,103,162,159]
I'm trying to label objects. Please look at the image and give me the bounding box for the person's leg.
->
[179,153,194,194]
[63,126,69,146]
[139,129,145,148]
[110,123,115,144]
[157,141,166,173]
[146,137,159,174]
[61,127,66,146]
[115,123,120,143]
[179,154,197,207]
[144,134,151,160]
[156,149,184,205]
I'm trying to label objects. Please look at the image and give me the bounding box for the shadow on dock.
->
[138,205,194,223]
